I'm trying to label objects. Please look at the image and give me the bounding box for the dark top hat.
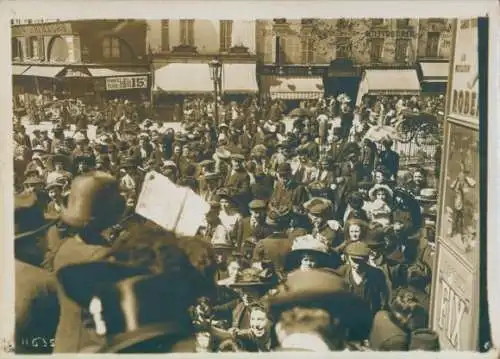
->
[57,261,197,353]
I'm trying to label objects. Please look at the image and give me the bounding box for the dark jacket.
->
[377,150,400,178]
[252,232,293,273]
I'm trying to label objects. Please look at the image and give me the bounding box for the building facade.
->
[11,19,149,106]
[147,20,259,118]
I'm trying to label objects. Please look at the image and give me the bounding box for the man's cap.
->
[304,197,332,216]
[248,199,267,211]
[344,241,371,258]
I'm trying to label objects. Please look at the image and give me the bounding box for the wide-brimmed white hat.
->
[368,184,394,202]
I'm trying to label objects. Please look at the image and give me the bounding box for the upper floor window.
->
[336,36,350,59]
[370,38,384,62]
[12,38,23,60]
[395,38,409,62]
[220,20,233,52]
[426,32,440,57]
[397,18,410,28]
[372,18,384,26]
[102,36,121,59]
[301,35,314,64]
[161,20,170,52]
[29,36,40,59]
[180,19,195,46]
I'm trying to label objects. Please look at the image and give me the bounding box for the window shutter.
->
[161,20,170,52]
[188,19,195,46]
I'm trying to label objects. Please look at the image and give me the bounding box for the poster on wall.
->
[448,18,479,125]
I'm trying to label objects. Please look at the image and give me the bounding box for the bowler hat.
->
[409,329,440,351]
[267,268,372,340]
[60,171,126,230]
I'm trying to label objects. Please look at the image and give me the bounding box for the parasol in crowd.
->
[288,108,314,118]
[363,125,398,143]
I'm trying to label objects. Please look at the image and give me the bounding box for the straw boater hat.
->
[303,197,333,217]
[416,188,438,204]
[229,267,276,289]
[368,184,394,202]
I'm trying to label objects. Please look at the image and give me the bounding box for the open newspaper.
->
[135,171,210,237]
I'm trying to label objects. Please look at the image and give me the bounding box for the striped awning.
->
[362,69,421,95]
[264,76,324,100]
[22,65,65,78]
[12,65,30,75]
[88,68,147,77]
[420,62,449,83]
[154,63,213,94]
[222,63,258,93]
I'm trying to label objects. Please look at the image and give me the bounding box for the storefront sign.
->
[448,18,479,123]
[12,22,73,37]
[105,75,148,91]
[366,29,415,38]
[432,243,477,350]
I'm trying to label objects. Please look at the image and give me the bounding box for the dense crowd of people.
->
[14,91,443,353]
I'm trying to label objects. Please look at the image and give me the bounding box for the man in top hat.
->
[56,260,200,353]
[42,173,127,353]
[267,268,373,351]
[270,162,310,222]
[377,139,400,181]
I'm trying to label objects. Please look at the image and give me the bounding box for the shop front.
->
[324,59,361,104]
[355,68,421,106]
[418,61,449,94]
[221,63,258,103]
[88,67,150,104]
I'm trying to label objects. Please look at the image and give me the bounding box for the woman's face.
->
[376,190,387,201]
[300,255,316,270]
[182,147,189,157]
[219,198,229,210]
[48,188,60,200]
[174,146,181,155]
[227,260,241,278]
[413,171,424,184]
[374,171,384,184]
[349,224,362,241]
[249,309,270,338]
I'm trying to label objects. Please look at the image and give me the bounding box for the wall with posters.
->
[430,18,482,351]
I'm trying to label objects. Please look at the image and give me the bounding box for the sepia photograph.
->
[5,6,496,355]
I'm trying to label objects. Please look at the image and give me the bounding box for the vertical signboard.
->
[430,18,481,351]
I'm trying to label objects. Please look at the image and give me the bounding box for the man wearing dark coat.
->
[239,200,274,251]
[377,139,400,181]
[224,154,251,214]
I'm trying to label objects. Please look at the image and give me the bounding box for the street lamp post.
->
[209,58,222,124]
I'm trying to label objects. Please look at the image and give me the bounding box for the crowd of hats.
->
[13,94,444,353]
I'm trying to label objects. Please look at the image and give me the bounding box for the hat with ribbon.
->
[416,188,438,203]
[368,184,394,202]
[303,197,332,216]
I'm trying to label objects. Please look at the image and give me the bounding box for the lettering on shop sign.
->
[451,89,478,118]
[105,76,148,91]
[438,279,468,349]
[12,22,72,37]
[366,30,415,38]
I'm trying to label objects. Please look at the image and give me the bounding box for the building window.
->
[161,20,169,52]
[395,38,409,62]
[372,18,384,26]
[48,36,69,62]
[336,36,350,59]
[220,20,233,51]
[29,36,39,59]
[180,19,195,46]
[426,32,440,57]
[397,18,410,28]
[11,38,23,61]
[370,38,384,62]
[102,37,121,59]
[301,35,313,64]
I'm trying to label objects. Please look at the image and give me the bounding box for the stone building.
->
[11,19,150,105]
[147,20,259,118]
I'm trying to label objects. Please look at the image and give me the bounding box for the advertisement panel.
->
[105,75,148,91]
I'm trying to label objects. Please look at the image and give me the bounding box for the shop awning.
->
[264,76,324,100]
[88,67,147,77]
[360,69,421,96]
[22,65,65,78]
[222,63,258,93]
[12,65,30,76]
[420,62,449,82]
[154,63,213,94]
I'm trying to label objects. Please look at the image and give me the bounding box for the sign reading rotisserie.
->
[105,75,148,91]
